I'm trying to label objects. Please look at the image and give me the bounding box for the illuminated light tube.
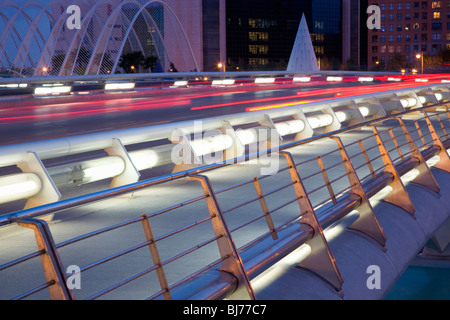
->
[326,76,343,82]
[400,97,418,108]
[190,134,234,156]
[441,80,450,83]
[307,114,334,128]
[293,77,311,82]
[129,149,159,171]
[0,173,41,204]
[235,129,258,145]
[173,81,188,86]
[359,106,370,117]
[34,86,72,95]
[334,111,348,123]
[358,77,374,82]
[415,79,429,82]
[104,82,135,90]
[212,79,235,85]
[418,96,427,104]
[275,119,305,136]
[255,77,276,84]
[82,156,125,182]
[387,77,401,82]
[0,84,27,88]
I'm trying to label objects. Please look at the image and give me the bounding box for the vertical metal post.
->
[422,110,450,173]
[280,151,343,292]
[253,177,278,240]
[330,136,387,248]
[414,120,428,148]
[316,155,337,204]
[17,218,73,300]
[396,118,440,193]
[190,174,256,300]
[140,214,172,300]
[359,139,377,179]
[389,128,405,161]
[372,125,415,216]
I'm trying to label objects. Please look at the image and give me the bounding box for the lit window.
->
[432,1,442,8]
[434,12,441,19]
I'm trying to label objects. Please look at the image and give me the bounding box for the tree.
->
[168,62,178,72]
[118,51,144,73]
[142,56,158,72]
[386,54,407,71]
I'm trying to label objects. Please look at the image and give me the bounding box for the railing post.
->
[16,218,73,300]
[253,177,278,240]
[279,151,343,293]
[422,110,450,173]
[330,136,387,248]
[396,117,440,193]
[372,125,415,216]
[190,174,256,300]
[140,214,172,300]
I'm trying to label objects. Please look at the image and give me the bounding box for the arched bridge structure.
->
[0,0,199,77]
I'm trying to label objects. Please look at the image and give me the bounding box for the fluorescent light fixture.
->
[212,79,235,86]
[255,77,275,84]
[441,80,450,83]
[400,97,418,108]
[293,77,311,82]
[105,82,135,90]
[326,76,343,82]
[387,78,401,82]
[236,129,258,145]
[358,77,374,82]
[275,120,305,136]
[418,96,427,104]
[173,81,188,86]
[190,134,234,156]
[129,149,159,171]
[335,111,348,123]
[307,114,334,128]
[0,173,41,204]
[415,79,428,82]
[82,156,125,182]
[34,85,72,95]
[1,84,28,88]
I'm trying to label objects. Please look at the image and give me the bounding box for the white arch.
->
[0,0,199,76]
[13,8,57,74]
[90,0,172,75]
[109,0,199,74]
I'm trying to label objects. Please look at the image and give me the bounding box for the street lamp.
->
[217,62,225,72]
[415,53,423,74]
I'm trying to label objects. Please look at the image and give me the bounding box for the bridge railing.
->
[0,82,449,212]
[0,70,442,98]
[1,93,450,299]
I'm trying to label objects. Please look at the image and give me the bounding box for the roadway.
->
[0,73,448,146]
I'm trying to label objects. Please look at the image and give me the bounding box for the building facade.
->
[367,0,450,71]
[225,0,344,71]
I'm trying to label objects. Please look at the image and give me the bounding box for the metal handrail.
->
[0,100,447,226]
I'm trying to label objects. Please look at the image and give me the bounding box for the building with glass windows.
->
[225,0,345,71]
[367,0,450,71]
